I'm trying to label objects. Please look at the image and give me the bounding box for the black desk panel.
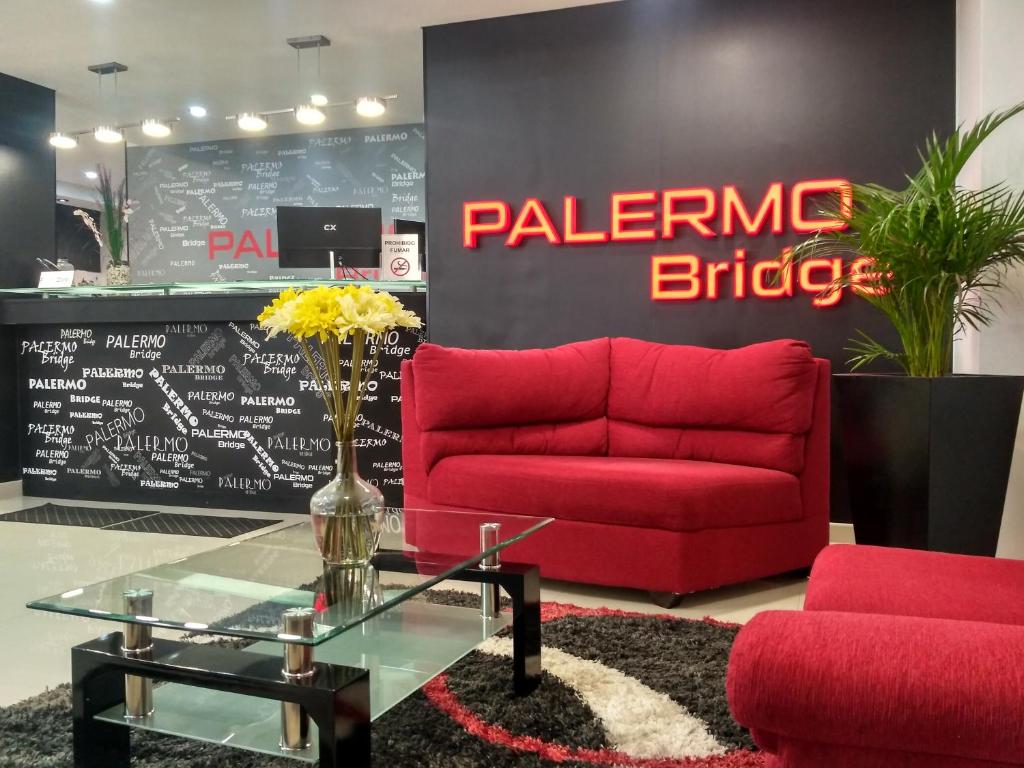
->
[3,290,426,512]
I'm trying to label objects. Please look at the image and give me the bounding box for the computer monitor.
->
[277,206,383,272]
[394,219,426,272]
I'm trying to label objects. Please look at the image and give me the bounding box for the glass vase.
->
[310,440,384,566]
[314,563,383,621]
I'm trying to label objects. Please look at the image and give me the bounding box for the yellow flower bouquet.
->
[258,285,421,565]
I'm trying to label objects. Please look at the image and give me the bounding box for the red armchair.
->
[400,337,830,600]
[727,544,1024,767]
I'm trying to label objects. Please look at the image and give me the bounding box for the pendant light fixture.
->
[288,35,330,128]
[355,96,387,118]
[141,118,172,138]
[48,132,78,149]
[237,112,268,132]
[94,125,123,143]
[89,62,126,144]
[222,36,398,132]
[295,104,326,125]
[50,40,398,150]
[48,62,181,150]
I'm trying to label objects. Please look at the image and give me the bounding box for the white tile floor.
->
[0,481,853,707]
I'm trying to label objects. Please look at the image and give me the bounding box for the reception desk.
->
[0,281,426,512]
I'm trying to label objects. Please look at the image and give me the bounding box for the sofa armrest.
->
[727,610,1024,764]
[400,359,429,500]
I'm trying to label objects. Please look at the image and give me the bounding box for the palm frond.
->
[845,331,906,373]
[784,101,1024,377]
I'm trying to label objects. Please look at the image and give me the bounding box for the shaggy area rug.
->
[0,599,763,767]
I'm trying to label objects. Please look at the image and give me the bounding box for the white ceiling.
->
[0,0,614,198]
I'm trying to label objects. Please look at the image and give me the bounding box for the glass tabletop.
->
[0,278,426,298]
[27,508,552,646]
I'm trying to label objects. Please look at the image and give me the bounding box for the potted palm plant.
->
[788,102,1024,555]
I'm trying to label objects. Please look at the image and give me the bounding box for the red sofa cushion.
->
[608,337,818,433]
[806,544,1024,627]
[419,418,606,472]
[729,609,1024,766]
[608,421,805,475]
[411,338,610,431]
[427,454,802,532]
[607,338,818,473]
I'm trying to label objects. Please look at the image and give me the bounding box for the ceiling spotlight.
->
[295,104,326,126]
[57,197,69,203]
[49,132,78,149]
[355,96,386,118]
[310,93,329,107]
[188,105,207,118]
[94,125,123,143]
[84,170,99,180]
[141,119,172,138]
[237,112,268,132]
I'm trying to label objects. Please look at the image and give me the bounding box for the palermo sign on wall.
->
[462,180,877,308]
[424,0,954,362]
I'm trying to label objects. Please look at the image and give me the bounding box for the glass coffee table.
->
[28,508,552,768]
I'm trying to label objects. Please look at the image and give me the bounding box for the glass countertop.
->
[28,508,551,646]
[0,278,426,298]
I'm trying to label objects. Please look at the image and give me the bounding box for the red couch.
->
[727,544,1024,767]
[400,337,830,598]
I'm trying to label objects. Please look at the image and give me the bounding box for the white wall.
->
[956,0,1024,558]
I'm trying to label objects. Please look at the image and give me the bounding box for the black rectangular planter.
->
[835,373,1024,556]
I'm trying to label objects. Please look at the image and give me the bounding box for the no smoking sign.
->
[382,234,422,281]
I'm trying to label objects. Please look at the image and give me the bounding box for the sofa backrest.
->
[411,338,610,470]
[409,336,820,475]
[607,338,819,474]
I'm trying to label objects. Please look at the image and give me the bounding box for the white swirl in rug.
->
[478,636,726,759]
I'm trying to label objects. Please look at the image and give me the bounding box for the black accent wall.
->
[423,0,956,362]
[0,73,55,288]
[0,72,55,481]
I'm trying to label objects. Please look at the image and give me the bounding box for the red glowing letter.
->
[651,254,701,300]
[733,249,748,298]
[506,198,562,247]
[208,230,233,260]
[706,261,731,300]
[751,249,794,298]
[850,256,884,296]
[463,201,511,248]
[662,188,717,239]
[611,191,658,241]
[798,258,843,307]
[722,183,784,236]
[791,179,853,233]
[563,196,609,244]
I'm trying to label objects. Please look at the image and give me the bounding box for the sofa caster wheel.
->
[649,591,685,609]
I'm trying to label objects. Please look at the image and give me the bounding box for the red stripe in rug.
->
[423,674,764,767]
